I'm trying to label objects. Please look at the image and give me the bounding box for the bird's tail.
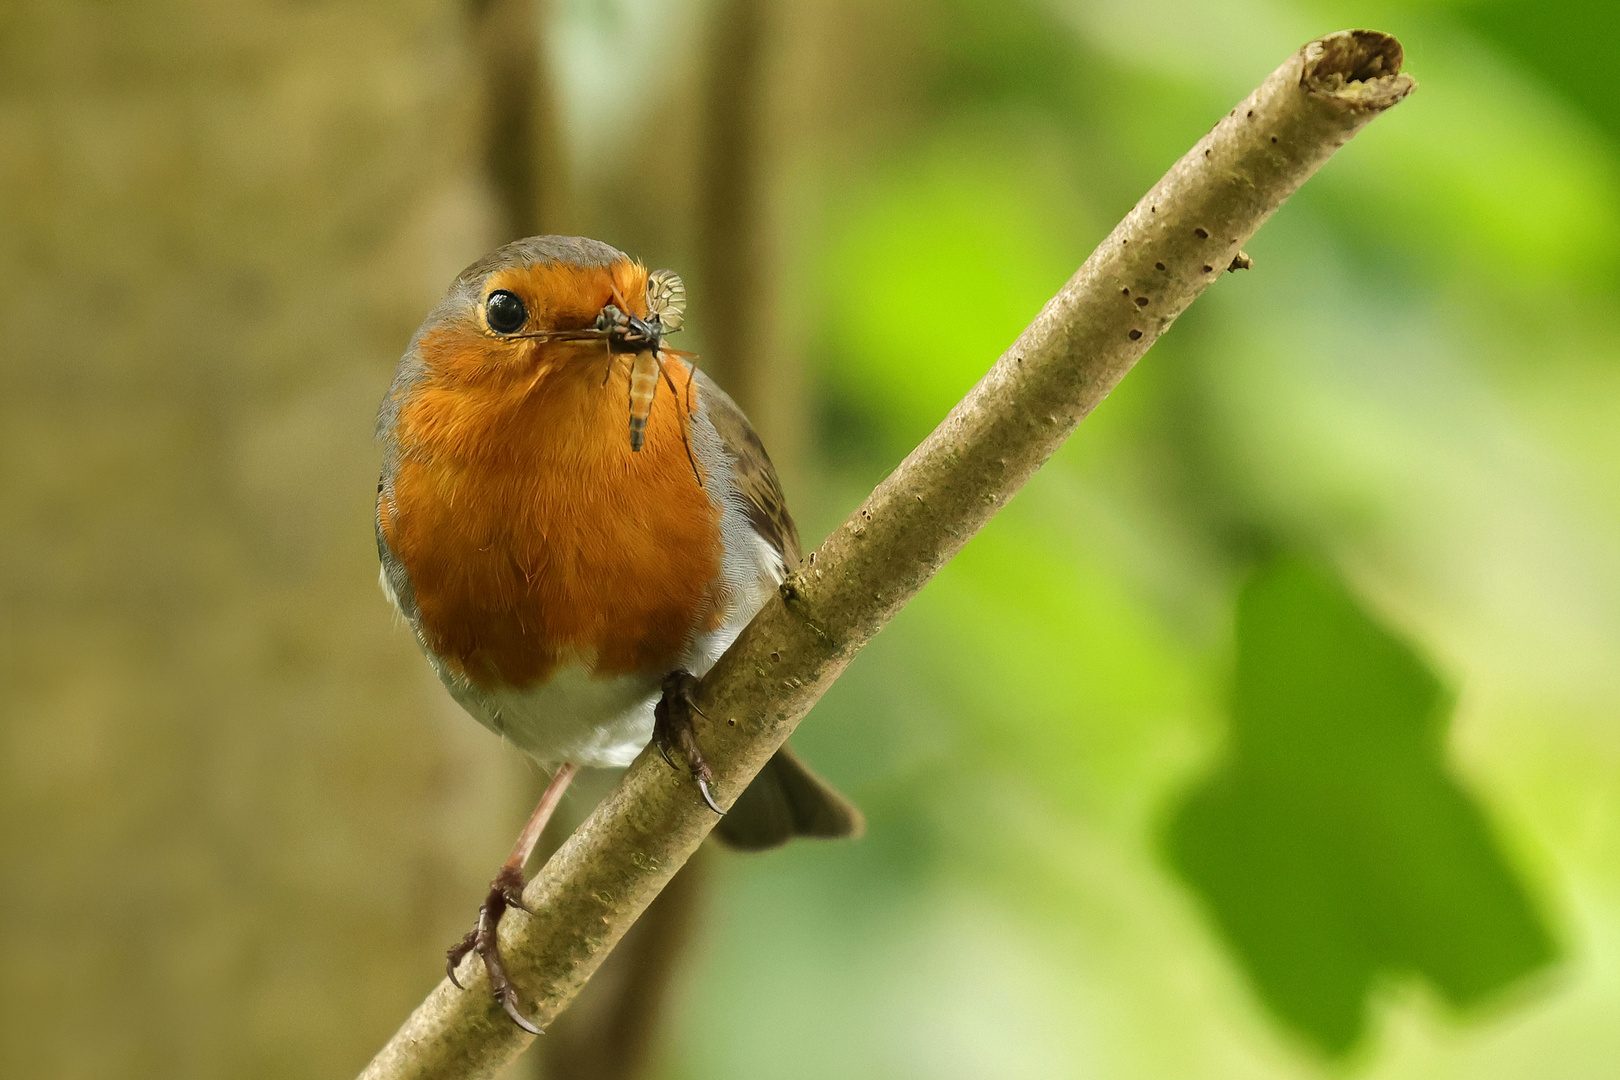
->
[713,743,864,851]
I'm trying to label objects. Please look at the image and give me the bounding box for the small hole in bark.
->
[1202,264,1213,273]
[1129,329,1142,340]
[1121,287,1130,296]
[1246,110,1253,118]
[1134,296,1148,307]
[1270,136,1278,143]
[770,652,780,662]
[1155,261,1166,271]
[1195,227,1209,239]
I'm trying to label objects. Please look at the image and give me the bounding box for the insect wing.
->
[646,269,686,333]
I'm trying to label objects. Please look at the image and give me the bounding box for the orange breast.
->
[380,337,723,690]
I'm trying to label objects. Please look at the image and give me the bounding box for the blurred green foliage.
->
[1462,1,1620,145]
[669,1,1620,1077]
[1168,557,1553,1055]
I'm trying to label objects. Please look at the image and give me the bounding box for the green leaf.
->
[1166,557,1556,1055]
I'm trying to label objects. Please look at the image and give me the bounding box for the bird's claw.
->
[653,669,725,816]
[500,990,543,1036]
[446,928,477,989]
[443,865,544,1034]
[694,775,724,815]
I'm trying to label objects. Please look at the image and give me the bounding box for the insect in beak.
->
[598,270,691,455]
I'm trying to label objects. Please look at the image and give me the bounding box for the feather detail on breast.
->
[378,338,726,691]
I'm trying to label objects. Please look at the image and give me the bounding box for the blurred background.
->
[5,0,1620,1077]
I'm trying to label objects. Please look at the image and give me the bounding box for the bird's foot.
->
[446,864,543,1035]
[653,669,725,815]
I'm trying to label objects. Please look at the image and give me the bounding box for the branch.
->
[357,30,1414,1080]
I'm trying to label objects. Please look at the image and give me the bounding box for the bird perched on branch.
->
[375,236,862,1032]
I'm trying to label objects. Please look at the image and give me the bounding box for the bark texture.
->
[358,30,1415,1080]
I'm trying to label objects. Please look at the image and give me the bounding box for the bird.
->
[374,235,863,1032]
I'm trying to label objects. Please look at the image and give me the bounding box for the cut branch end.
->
[1302,29,1416,108]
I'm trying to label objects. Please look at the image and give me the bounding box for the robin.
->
[375,235,862,1032]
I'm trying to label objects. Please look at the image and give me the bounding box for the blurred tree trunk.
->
[694,0,770,413]
[471,0,574,240]
[0,2,531,1077]
[695,0,808,490]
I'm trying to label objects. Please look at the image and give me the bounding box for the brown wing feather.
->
[693,370,802,570]
[691,371,861,850]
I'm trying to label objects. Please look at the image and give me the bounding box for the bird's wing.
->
[693,368,803,571]
[689,369,864,851]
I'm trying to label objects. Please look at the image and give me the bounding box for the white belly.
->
[421,552,774,768]
[439,655,662,768]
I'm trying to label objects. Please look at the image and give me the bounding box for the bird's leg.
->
[446,761,579,1035]
[653,669,725,816]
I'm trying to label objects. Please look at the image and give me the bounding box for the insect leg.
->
[654,350,703,486]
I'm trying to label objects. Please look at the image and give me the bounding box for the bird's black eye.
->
[485,290,527,334]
